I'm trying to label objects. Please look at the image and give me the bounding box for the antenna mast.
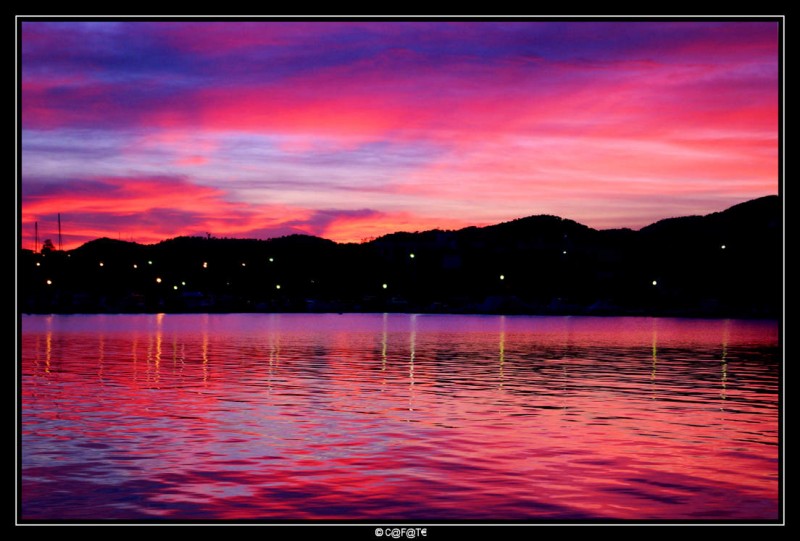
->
[58,213,62,251]
[35,221,39,253]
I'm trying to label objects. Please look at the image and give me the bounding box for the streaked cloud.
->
[21,20,779,249]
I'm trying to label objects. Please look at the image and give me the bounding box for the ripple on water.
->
[21,314,779,521]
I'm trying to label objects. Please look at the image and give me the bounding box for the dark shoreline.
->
[20,196,781,321]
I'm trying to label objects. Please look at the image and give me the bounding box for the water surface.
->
[21,314,780,521]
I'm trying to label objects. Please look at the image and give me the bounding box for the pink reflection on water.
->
[22,314,779,521]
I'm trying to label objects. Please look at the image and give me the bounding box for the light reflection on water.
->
[21,314,779,521]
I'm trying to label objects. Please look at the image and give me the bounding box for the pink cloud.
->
[22,175,472,250]
[317,210,476,243]
[20,21,779,245]
[175,155,208,166]
[22,176,317,250]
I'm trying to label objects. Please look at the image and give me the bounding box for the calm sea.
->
[20,313,780,521]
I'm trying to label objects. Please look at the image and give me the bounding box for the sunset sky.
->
[20,19,780,250]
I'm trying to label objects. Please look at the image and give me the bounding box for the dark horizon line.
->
[23,193,781,252]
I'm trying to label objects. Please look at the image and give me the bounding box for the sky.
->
[20,19,779,250]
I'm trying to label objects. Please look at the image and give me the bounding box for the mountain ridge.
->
[20,195,781,317]
[58,195,779,251]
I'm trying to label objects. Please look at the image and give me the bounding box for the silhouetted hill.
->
[19,196,781,317]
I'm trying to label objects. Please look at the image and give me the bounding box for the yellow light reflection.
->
[201,312,209,386]
[202,330,209,386]
[45,315,53,375]
[269,316,281,371]
[154,313,163,385]
[721,360,728,406]
[45,329,51,374]
[721,320,730,408]
[651,320,658,401]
